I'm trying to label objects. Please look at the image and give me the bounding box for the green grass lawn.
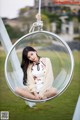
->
[0,50,80,120]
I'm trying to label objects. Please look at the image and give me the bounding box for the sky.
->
[0,0,34,18]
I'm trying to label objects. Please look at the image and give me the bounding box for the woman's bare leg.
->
[43,87,57,99]
[15,87,39,100]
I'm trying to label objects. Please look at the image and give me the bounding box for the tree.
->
[18,7,50,32]
[5,24,24,40]
[18,7,37,33]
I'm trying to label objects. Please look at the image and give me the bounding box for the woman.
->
[15,46,57,100]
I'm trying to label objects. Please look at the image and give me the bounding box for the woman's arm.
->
[27,64,36,93]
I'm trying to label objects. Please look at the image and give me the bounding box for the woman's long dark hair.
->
[21,46,36,85]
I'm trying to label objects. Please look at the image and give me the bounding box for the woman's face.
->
[27,51,38,62]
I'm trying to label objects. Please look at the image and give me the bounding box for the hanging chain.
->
[29,0,43,33]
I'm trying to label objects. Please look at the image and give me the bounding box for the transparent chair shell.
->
[5,31,74,102]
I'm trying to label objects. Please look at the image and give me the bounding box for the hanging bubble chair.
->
[5,1,74,102]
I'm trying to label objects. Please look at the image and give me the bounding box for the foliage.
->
[74,36,80,41]
[41,11,62,33]
[18,7,37,32]
[18,7,51,32]
[42,10,59,23]
[55,19,62,33]
[41,14,50,30]
[5,24,24,39]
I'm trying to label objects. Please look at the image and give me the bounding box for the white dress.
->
[31,59,46,93]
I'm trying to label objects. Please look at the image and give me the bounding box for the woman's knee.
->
[15,87,21,94]
[50,88,57,96]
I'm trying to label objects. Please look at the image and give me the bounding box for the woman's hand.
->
[33,92,42,100]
